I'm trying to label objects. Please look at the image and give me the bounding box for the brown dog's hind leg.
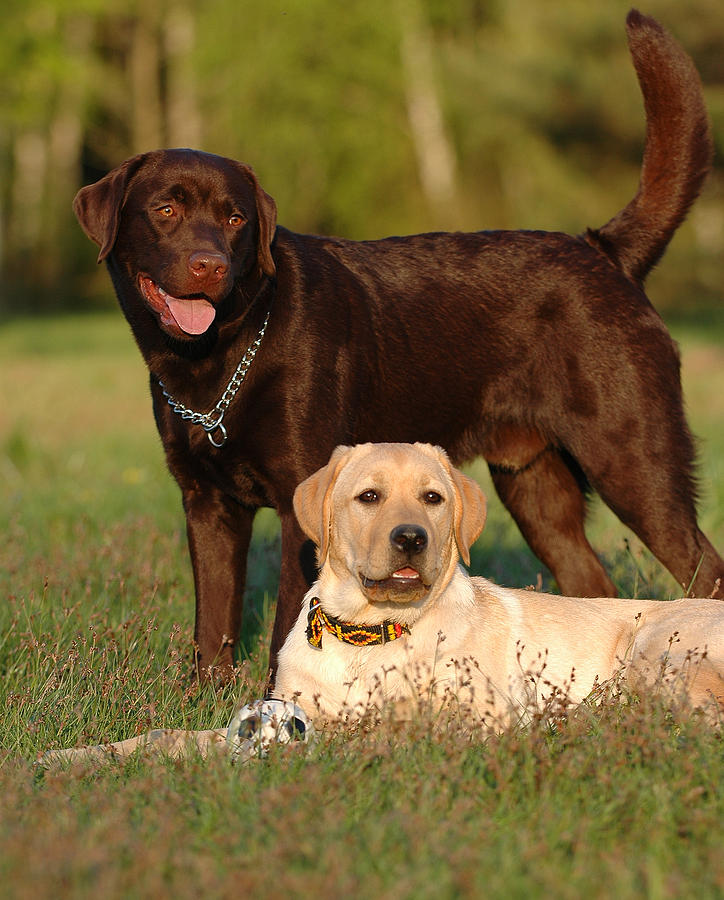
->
[489,448,617,598]
[594,473,724,600]
[564,401,724,600]
[629,519,724,600]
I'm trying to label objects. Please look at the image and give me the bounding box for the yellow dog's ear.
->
[418,444,486,566]
[293,446,353,564]
[449,468,487,566]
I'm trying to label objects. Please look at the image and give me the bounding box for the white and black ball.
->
[226,698,314,762]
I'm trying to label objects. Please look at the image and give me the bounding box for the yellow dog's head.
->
[293,442,486,607]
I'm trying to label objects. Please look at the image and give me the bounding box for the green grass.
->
[1,311,723,898]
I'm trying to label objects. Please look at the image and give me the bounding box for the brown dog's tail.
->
[585,10,713,285]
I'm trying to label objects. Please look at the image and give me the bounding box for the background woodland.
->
[1,0,722,315]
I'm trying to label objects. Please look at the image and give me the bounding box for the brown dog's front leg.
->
[183,487,255,681]
[267,512,317,681]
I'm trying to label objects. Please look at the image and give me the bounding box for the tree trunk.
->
[164,4,202,148]
[130,4,163,153]
[44,17,94,291]
[9,132,47,259]
[397,0,460,226]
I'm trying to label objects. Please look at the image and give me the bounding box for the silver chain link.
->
[158,310,270,448]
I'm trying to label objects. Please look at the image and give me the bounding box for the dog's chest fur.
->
[275,570,522,723]
[274,569,713,726]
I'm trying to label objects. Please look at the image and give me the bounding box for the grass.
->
[1,310,723,898]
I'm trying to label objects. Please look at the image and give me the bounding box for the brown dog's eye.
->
[157,205,175,218]
[228,213,245,227]
[423,491,443,505]
[357,489,379,504]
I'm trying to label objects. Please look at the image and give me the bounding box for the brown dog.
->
[276,443,724,726]
[73,12,723,679]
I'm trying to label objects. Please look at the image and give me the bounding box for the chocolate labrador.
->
[73,12,723,680]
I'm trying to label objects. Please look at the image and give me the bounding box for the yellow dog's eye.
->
[357,489,379,503]
[423,491,443,504]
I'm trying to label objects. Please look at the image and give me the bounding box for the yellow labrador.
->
[275,442,724,728]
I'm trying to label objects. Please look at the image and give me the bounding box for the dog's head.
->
[73,149,277,342]
[294,443,486,610]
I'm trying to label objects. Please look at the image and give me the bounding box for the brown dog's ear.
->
[235,164,277,278]
[73,154,148,263]
[254,179,277,278]
[449,468,486,566]
[293,446,353,565]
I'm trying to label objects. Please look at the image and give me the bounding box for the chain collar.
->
[157,310,270,448]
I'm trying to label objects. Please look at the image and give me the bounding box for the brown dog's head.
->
[294,443,487,609]
[73,149,277,342]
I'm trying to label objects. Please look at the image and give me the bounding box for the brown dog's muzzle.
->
[188,250,230,287]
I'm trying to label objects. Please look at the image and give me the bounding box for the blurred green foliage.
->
[0,0,722,313]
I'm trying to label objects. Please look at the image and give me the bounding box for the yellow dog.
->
[42,442,722,765]
[276,443,724,727]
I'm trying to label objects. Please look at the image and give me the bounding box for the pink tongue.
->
[393,567,420,579]
[165,295,216,335]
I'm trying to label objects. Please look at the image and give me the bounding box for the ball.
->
[226,698,314,762]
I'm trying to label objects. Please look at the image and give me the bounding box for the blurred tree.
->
[397,0,461,227]
[1,1,95,305]
[193,0,415,237]
[128,0,164,152]
[164,4,201,147]
[0,0,721,312]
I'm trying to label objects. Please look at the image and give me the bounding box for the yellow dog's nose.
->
[390,524,428,555]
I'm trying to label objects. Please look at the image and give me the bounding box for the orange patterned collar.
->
[306,597,410,650]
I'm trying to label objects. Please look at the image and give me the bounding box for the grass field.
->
[1,311,723,898]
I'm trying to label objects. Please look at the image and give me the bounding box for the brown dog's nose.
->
[188,251,229,284]
[390,524,428,555]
